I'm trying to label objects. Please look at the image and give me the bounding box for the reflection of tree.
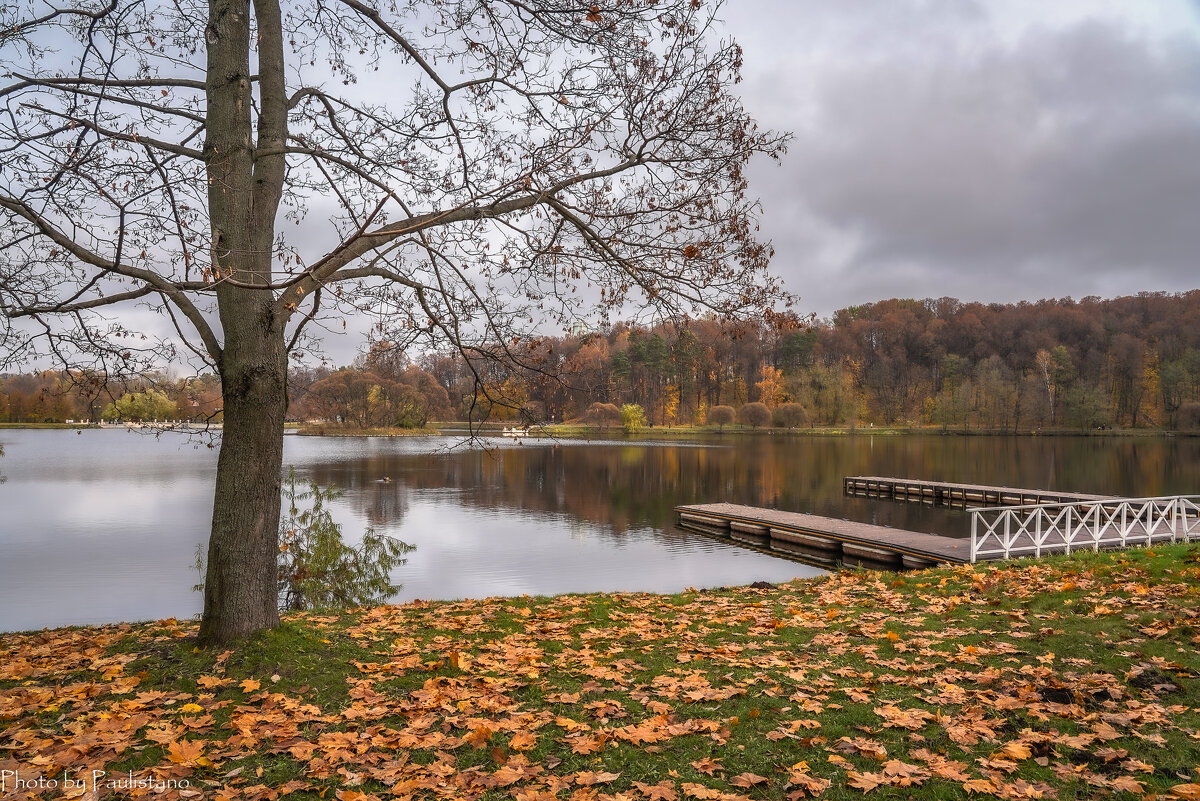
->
[301,460,411,529]
[292,435,1200,546]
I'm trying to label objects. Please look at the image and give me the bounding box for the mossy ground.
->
[2,545,1200,800]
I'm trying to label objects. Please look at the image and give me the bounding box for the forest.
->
[4,291,1200,431]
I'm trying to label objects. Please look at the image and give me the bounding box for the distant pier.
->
[677,479,1200,570]
[842,476,1112,506]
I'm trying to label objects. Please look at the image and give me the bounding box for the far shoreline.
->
[1,420,1191,437]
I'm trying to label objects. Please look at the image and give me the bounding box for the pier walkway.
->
[677,503,965,570]
[677,479,1200,571]
[843,476,1113,506]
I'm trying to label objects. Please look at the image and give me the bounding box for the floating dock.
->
[676,502,966,570]
[843,476,1113,506]
[679,481,1199,571]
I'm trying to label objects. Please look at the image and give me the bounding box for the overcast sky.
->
[10,1,1200,371]
[721,0,1200,320]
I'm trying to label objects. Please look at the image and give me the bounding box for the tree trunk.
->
[196,0,290,644]
[198,313,287,643]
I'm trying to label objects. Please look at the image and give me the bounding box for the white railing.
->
[970,495,1200,562]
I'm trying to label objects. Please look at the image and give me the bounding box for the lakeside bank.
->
[2,544,1199,800]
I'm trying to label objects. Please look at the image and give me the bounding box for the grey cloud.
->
[733,3,1200,313]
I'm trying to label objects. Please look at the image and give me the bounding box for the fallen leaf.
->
[730,772,768,788]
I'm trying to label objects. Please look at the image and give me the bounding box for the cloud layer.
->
[727,0,1200,317]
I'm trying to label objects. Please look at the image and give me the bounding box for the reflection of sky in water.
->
[0,430,216,632]
[4,428,1195,633]
[0,430,819,632]
[384,500,811,603]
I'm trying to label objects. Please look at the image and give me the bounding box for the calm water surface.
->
[0,429,1196,631]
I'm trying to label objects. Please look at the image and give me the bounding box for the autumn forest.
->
[4,291,1200,432]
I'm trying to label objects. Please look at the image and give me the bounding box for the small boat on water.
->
[501,427,529,438]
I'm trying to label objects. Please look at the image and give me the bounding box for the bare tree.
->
[1,0,788,642]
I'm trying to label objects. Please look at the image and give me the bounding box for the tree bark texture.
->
[196,0,289,643]
[199,322,287,643]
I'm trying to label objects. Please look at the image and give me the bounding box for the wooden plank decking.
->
[678,484,1198,571]
[676,502,968,570]
[843,476,1114,506]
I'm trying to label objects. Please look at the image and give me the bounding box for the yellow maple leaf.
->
[995,741,1032,761]
[962,778,997,794]
[167,738,212,767]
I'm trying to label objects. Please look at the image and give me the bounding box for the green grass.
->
[3,546,1200,799]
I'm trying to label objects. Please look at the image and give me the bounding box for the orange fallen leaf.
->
[995,741,1032,761]
[167,738,212,767]
[575,770,620,786]
[730,772,768,788]
[464,724,494,748]
[962,778,997,794]
[1112,776,1144,793]
[847,771,888,792]
[509,730,537,750]
[632,780,679,801]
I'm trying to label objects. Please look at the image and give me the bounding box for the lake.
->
[1,428,1196,632]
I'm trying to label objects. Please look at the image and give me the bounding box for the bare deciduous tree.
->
[1,0,788,642]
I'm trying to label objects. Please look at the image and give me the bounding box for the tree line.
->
[412,290,1200,431]
[6,291,1200,432]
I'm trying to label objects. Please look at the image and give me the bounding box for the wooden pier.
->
[678,483,1199,570]
[843,476,1112,506]
[676,502,967,570]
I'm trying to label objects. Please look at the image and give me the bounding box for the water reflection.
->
[1,429,1197,632]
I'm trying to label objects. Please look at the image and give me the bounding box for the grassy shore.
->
[0,421,1186,438]
[3,546,1200,800]
[443,423,1185,439]
[295,425,442,437]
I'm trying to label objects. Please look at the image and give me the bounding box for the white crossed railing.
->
[969,495,1200,562]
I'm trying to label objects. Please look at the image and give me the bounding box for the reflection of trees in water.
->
[300,458,411,528]
[294,436,1200,540]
